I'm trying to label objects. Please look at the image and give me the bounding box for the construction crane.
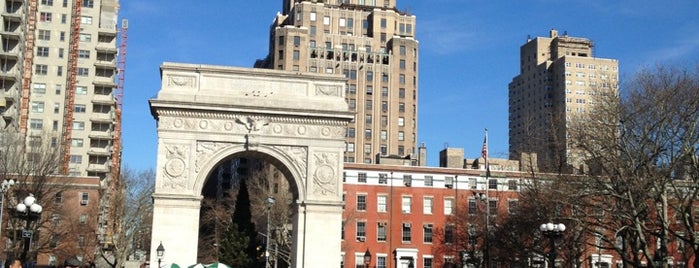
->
[18,0,38,135]
[60,0,83,174]
[111,19,127,184]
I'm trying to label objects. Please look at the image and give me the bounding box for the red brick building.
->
[342,163,522,268]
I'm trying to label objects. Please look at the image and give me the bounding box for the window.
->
[508,180,518,190]
[488,200,497,216]
[364,144,371,154]
[401,196,411,213]
[41,0,53,5]
[377,256,386,268]
[403,175,412,186]
[69,155,82,164]
[81,16,92,24]
[398,131,404,141]
[424,176,433,186]
[424,257,433,268]
[380,130,387,141]
[74,104,86,113]
[398,117,405,126]
[38,30,51,40]
[33,83,47,94]
[484,179,497,191]
[423,224,433,243]
[73,121,85,130]
[399,103,405,112]
[60,31,66,41]
[79,214,88,225]
[508,200,518,214]
[40,12,52,22]
[357,194,367,211]
[54,192,63,204]
[378,173,388,184]
[61,14,67,24]
[80,192,89,205]
[399,59,406,69]
[380,18,387,28]
[366,71,373,81]
[37,47,49,57]
[82,0,94,8]
[77,67,89,76]
[58,48,64,58]
[323,16,330,25]
[444,198,454,215]
[53,103,60,114]
[76,86,88,95]
[445,176,454,188]
[31,101,45,113]
[30,119,43,130]
[71,138,83,147]
[423,197,433,214]
[79,33,92,42]
[356,221,366,237]
[310,12,316,21]
[377,195,387,213]
[365,129,371,139]
[57,66,63,76]
[346,142,354,152]
[469,177,477,189]
[445,224,455,243]
[35,65,48,75]
[293,50,300,60]
[399,74,406,84]
[401,223,411,242]
[377,222,387,242]
[358,173,367,183]
[78,50,90,59]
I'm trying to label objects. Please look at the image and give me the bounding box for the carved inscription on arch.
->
[162,144,189,189]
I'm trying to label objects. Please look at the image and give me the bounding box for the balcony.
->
[95,43,117,53]
[88,146,112,156]
[89,112,114,123]
[94,59,116,69]
[93,76,116,87]
[88,130,113,139]
[0,67,19,80]
[86,163,110,173]
[98,26,117,36]
[91,94,115,105]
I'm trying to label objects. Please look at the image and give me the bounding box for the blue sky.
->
[119,0,699,171]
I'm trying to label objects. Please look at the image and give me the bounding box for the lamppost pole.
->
[265,197,275,268]
[475,192,490,268]
[539,222,565,268]
[15,194,42,263]
[0,179,15,244]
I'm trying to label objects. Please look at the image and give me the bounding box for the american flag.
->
[481,129,488,162]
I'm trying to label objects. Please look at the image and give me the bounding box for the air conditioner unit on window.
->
[356,236,366,242]
[404,223,411,228]
[445,182,453,188]
[80,199,88,205]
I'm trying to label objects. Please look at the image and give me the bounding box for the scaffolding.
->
[18,0,38,135]
[111,18,127,184]
[60,0,83,174]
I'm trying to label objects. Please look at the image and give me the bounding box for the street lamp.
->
[265,196,275,268]
[156,241,165,268]
[363,249,371,268]
[0,179,15,244]
[539,222,566,268]
[15,193,42,263]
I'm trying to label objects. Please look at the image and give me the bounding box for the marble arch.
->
[148,62,352,268]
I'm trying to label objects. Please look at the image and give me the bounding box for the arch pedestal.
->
[148,63,352,267]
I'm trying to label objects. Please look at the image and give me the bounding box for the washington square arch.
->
[148,62,352,267]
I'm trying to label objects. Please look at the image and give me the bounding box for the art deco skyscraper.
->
[257,0,418,164]
[509,29,618,172]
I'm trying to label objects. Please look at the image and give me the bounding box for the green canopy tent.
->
[187,263,232,268]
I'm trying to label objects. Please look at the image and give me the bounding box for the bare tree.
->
[97,167,155,268]
[566,64,699,267]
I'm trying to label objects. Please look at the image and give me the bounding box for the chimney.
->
[418,143,427,166]
[550,29,558,38]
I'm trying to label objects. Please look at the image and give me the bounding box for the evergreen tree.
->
[219,179,261,266]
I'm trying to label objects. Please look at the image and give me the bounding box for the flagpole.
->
[483,128,490,268]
